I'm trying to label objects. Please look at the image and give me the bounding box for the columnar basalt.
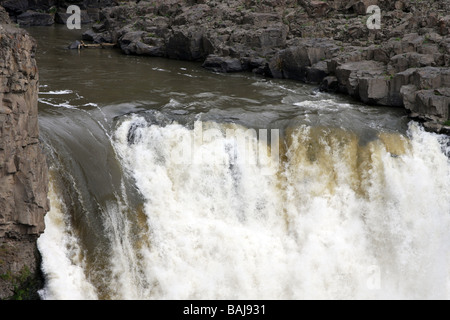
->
[82,0,450,133]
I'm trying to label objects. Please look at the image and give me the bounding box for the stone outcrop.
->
[400,67,450,133]
[1,1,449,132]
[77,0,450,133]
[0,0,129,26]
[0,7,49,299]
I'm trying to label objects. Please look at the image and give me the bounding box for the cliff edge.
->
[0,6,49,300]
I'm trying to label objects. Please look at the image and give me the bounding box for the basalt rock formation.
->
[81,0,450,134]
[1,0,449,133]
[0,6,49,300]
[0,0,130,26]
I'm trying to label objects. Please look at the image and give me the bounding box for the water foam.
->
[108,117,450,299]
[39,90,74,95]
[37,178,98,300]
[39,117,450,300]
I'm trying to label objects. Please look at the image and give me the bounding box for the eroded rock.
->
[0,19,49,300]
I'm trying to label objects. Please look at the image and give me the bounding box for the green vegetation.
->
[1,266,42,300]
[384,72,395,80]
[443,120,450,126]
[48,7,58,14]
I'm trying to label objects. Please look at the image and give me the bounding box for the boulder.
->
[242,12,281,27]
[68,40,82,50]
[54,10,92,25]
[306,61,329,84]
[118,31,145,54]
[349,0,379,15]
[423,121,450,135]
[389,53,437,73]
[82,29,112,44]
[358,77,390,104]
[240,56,269,74]
[202,55,243,73]
[335,60,386,96]
[306,1,331,18]
[171,3,210,26]
[410,67,450,89]
[135,40,166,57]
[401,86,450,121]
[367,46,390,64]
[269,39,339,81]
[228,24,288,56]
[0,5,10,23]
[320,76,339,92]
[438,16,450,36]
[416,88,450,120]
[167,27,209,61]
[0,0,29,15]
[17,10,54,26]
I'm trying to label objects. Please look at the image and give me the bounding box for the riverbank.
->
[1,0,449,133]
[77,0,449,134]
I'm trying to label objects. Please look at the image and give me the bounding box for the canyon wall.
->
[0,6,49,300]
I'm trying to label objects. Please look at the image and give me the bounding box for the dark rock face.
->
[0,0,31,16]
[166,27,209,61]
[269,39,339,83]
[0,0,129,25]
[202,55,243,73]
[17,10,54,26]
[0,8,49,299]
[400,68,450,132]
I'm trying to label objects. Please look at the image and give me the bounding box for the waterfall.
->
[38,116,450,300]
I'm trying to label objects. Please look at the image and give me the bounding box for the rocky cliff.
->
[0,1,449,133]
[0,0,129,26]
[80,0,450,134]
[0,6,49,300]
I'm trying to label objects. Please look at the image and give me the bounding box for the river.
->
[27,25,450,300]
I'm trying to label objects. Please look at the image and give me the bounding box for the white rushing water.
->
[38,119,450,300]
[37,179,98,300]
